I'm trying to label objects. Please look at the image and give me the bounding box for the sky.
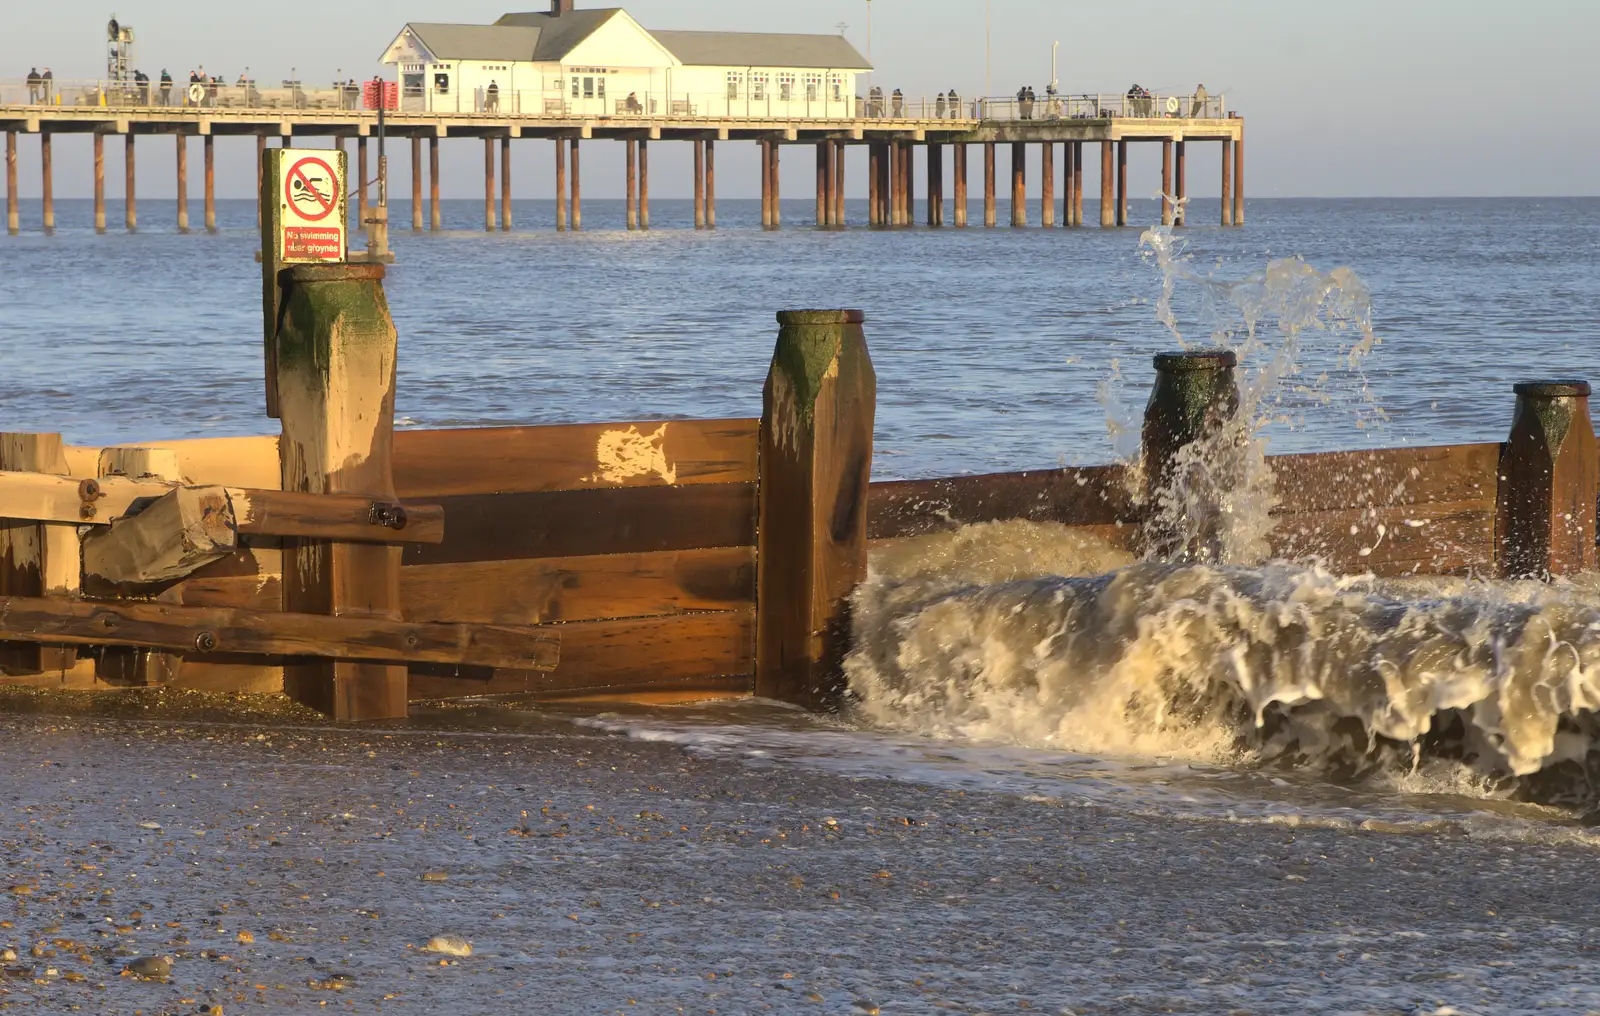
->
[4,0,1597,199]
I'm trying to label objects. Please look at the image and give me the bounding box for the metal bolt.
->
[194,632,218,653]
[79,503,98,521]
[78,478,102,501]
[368,502,408,530]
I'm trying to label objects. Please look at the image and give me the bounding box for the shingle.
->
[650,31,871,70]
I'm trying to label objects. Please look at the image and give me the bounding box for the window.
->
[435,73,450,94]
[596,78,605,100]
[804,73,821,101]
[829,74,844,101]
[752,73,768,100]
[726,71,742,100]
[583,76,594,98]
[778,73,795,101]
[571,76,579,98]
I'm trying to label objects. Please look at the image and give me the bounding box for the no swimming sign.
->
[268,148,348,264]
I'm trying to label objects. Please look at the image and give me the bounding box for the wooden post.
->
[826,140,839,226]
[928,143,942,227]
[693,139,705,229]
[5,132,16,235]
[1099,141,1115,228]
[93,133,106,233]
[570,138,581,230]
[1073,142,1085,227]
[705,138,716,228]
[94,448,183,687]
[900,142,912,226]
[1233,124,1245,226]
[429,136,441,231]
[204,134,216,233]
[886,143,898,226]
[1161,139,1173,226]
[0,433,79,678]
[1175,140,1187,226]
[868,143,880,226]
[275,263,407,721]
[1497,381,1598,579]
[770,141,781,229]
[358,136,369,228]
[483,138,495,232]
[174,133,187,233]
[984,142,997,227]
[257,135,266,232]
[756,310,876,709]
[1115,139,1127,227]
[501,136,512,231]
[40,131,53,234]
[125,133,136,232]
[556,137,568,231]
[1063,141,1076,227]
[335,135,349,231]
[833,140,845,226]
[1041,142,1055,228]
[1010,142,1026,227]
[1141,351,1240,563]
[759,141,770,228]
[411,136,422,231]
[1220,139,1233,227]
[639,138,649,229]
[625,138,638,230]
[815,141,827,226]
[954,143,968,227]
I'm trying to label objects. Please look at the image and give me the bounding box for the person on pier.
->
[486,80,500,113]
[26,68,40,105]
[159,69,172,105]
[869,86,883,117]
[134,70,150,105]
[1190,83,1209,117]
[625,91,642,113]
[948,88,961,118]
[40,68,52,105]
[891,88,904,117]
[936,92,946,118]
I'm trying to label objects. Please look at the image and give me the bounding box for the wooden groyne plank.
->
[402,483,756,567]
[407,609,751,701]
[867,465,1133,540]
[1268,444,1500,512]
[0,434,80,676]
[393,419,759,497]
[401,547,755,626]
[0,595,560,672]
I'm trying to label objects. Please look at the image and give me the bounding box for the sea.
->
[3,196,1600,1014]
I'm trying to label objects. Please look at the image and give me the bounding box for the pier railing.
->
[0,79,1227,123]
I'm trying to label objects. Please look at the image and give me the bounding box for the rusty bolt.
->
[194,632,218,653]
[78,478,102,501]
[79,503,98,521]
[368,502,409,531]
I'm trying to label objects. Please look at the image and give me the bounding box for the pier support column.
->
[954,144,968,227]
[570,139,582,230]
[984,142,996,227]
[1142,351,1241,562]
[483,138,495,232]
[1010,142,1025,227]
[1063,141,1076,226]
[275,263,407,722]
[93,133,106,233]
[1100,141,1114,228]
[705,138,716,228]
[639,138,649,229]
[204,134,216,233]
[1174,140,1187,227]
[5,132,17,235]
[868,143,881,226]
[1161,139,1173,226]
[826,141,839,226]
[928,143,943,226]
[1498,381,1598,578]
[760,141,771,228]
[257,135,266,232]
[174,133,187,233]
[1220,139,1233,227]
[429,136,441,231]
[693,139,705,229]
[626,138,638,230]
[40,132,53,234]
[1115,139,1127,227]
[1041,142,1055,228]
[1073,142,1085,227]
[838,138,851,225]
[125,134,136,232]
[756,310,876,710]
[815,142,828,226]
[501,137,512,231]
[556,138,568,231]
[767,141,781,229]
[358,136,369,229]
[411,137,422,231]
[1233,125,1245,226]
[887,143,900,225]
[903,142,915,226]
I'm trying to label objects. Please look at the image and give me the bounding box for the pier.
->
[1,88,1245,235]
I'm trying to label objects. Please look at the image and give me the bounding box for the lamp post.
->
[985,0,993,101]
[866,0,872,97]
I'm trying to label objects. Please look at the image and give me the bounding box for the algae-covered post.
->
[1140,351,1240,562]
[275,263,408,721]
[1496,381,1598,579]
[756,311,876,709]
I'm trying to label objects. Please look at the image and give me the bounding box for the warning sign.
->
[271,148,347,264]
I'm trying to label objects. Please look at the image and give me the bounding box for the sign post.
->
[261,147,348,417]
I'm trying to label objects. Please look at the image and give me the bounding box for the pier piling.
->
[639,138,649,229]
[275,263,408,722]
[570,139,581,230]
[483,138,495,232]
[928,143,942,227]
[556,138,568,231]
[705,138,716,228]
[93,133,106,233]
[124,134,135,232]
[1161,139,1173,226]
[40,132,53,234]
[1115,139,1127,228]
[1010,142,1025,227]
[4,132,15,235]
[1233,125,1245,225]
[983,142,996,227]
[1175,140,1187,227]
[174,133,187,233]
[1497,381,1598,578]
[833,140,845,226]
[815,142,827,226]
[954,143,968,227]
[411,137,421,231]
[755,310,876,710]
[1221,139,1233,227]
[429,136,440,231]
[628,138,639,230]
[1099,141,1113,228]
[358,137,368,228]
[868,143,881,226]
[501,137,512,231]
[204,135,215,233]
[1041,142,1055,228]
[693,139,705,229]
[1141,350,1241,562]
[1072,142,1084,226]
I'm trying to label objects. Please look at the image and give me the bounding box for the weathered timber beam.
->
[81,485,235,587]
[0,473,443,544]
[0,596,560,672]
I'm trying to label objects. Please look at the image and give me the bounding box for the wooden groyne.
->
[0,258,1592,718]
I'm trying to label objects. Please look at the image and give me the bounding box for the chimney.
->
[550,0,574,15]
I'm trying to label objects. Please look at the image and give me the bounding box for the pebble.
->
[236,931,254,944]
[138,821,163,831]
[0,949,13,962]
[420,872,449,882]
[421,935,472,957]
[852,1001,881,1014]
[125,954,173,978]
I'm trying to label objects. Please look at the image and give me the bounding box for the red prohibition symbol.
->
[285,157,339,222]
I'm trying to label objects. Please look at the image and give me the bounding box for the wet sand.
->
[0,704,1596,1015]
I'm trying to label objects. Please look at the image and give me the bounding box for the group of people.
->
[866,87,964,119]
[1014,84,1065,120]
[23,67,53,104]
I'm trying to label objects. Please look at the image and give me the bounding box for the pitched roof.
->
[494,9,624,60]
[650,30,871,70]
[403,23,542,62]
